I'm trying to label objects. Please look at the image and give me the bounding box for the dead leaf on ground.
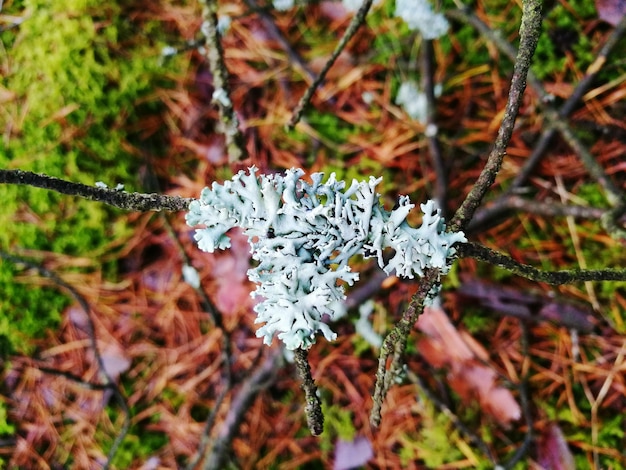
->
[595,0,626,25]
[536,422,576,470]
[417,306,521,426]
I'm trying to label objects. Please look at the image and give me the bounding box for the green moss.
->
[0,0,184,353]
[0,398,14,437]
[0,262,66,355]
[107,428,169,468]
[319,403,356,455]
[532,1,597,81]
[460,307,496,334]
[397,393,466,467]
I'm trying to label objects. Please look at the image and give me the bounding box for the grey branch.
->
[0,169,193,212]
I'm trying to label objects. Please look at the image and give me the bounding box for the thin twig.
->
[502,323,533,469]
[293,347,324,435]
[287,0,375,128]
[370,267,440,426]
[466,194,615,234]
[420,40,448,214]
[200,349,282,468]
[0,169,192,211]
[243,0,317,83]
[510,14,626,193]
[199,0,248,162]
[406,370,498,465]
[451,10,626,229]
[162,216,226,329]
[457,241,626,284]
[449,0,543,233]
[0,251,130,470]
[185,381,230,470]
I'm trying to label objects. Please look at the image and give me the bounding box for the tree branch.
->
[294,347,324,436]
[457,242,626,284]
[199,0,249,162]
[448,0,543,232]
[0,169,193,211]
[370,267,440,426]
[287,0,375,128]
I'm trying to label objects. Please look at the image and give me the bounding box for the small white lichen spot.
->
[342,0,382,12]
[95,181,108,189]
[200,20,211,38]
[182,264,201,289]
[161,46,178,57]
[187,168,466,350]
[394,0,449,39]
[273,0,295,10]
[212,88,232,107]
[425,123,438,137]
[396,81,428,123]
[115,183,125,191]
[362,91,375,105]
[356,300,383,348]
[217,15,231,35]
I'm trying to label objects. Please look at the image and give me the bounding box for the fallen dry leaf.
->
[536,422,576,470]
[595,0,626,25]
[417,306,521,426]
[334,435,374,470]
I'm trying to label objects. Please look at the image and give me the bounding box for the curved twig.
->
[457,242,626,284]
[421,40,448,213]
[200,349,282,468]
[451,10,626,229]
[370,267,440,426]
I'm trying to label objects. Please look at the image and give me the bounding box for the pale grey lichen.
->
[182,264,201,289]
[394,0,449,39]
[273,0,295,10]
[186,167,466,350]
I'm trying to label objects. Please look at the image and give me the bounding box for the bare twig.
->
[502,323,533,469]
[186,379,231,470]
[420,40,448,213]
[199,0,248,162]
[452,10,626,230]
[370,267,440,426]
[466,194,617,234]
[200,349,282,468]
[162,216,226,329]
[287,0,375,128]
[449,0,543,233]
[243,0,317,82]
[293,347,324,435]
[457,241,626,284]
[510,14,626,194]
[0,169,192,211]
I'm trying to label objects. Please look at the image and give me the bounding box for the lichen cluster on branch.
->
[186,168,466,350]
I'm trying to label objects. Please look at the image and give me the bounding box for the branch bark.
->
[449,0,543,232]
[0,169,193,212]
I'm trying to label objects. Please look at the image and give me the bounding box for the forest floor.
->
[1,0,625,468]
